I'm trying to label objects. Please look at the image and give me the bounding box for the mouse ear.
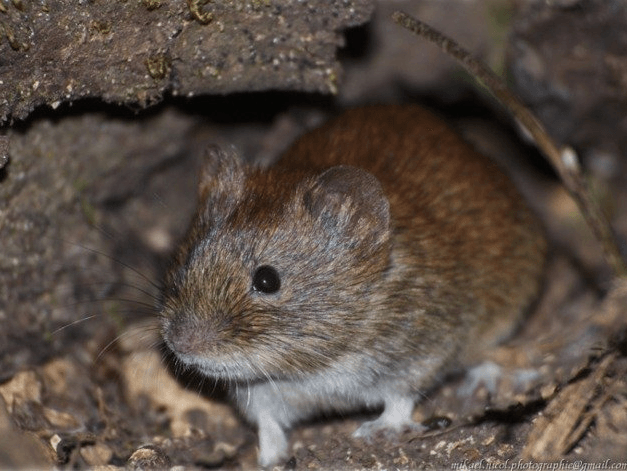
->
[198,145,245,201]
[304,165,390,248]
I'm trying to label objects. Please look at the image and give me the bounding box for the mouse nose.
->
[164,313,231,356]
[165,317,210,356]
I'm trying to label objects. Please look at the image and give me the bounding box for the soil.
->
[2,0,627,470]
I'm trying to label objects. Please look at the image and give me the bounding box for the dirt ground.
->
[2,0,627,469]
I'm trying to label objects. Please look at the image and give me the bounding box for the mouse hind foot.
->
[352,395,425,441]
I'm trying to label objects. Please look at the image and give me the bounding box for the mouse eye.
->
[252,265,281,294]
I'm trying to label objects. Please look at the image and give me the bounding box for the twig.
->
[0,135,9,170]
[392,10,627,278]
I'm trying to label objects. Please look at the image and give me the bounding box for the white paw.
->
[458,361,502,397]
[353,416,425,441]
[257,417,288,468]
[458,361,540,397]
[353,394,424,441]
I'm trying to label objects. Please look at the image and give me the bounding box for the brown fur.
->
[279,105,546,354]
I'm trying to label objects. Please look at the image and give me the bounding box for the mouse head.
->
[160,146,391,381]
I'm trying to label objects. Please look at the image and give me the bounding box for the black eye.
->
[252,265,281,294]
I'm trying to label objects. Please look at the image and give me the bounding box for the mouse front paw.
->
[257,416,289,468]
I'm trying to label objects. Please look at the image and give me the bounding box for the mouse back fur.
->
[278,105,546,351]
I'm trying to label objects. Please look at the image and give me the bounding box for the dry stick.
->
[392,10,627,278]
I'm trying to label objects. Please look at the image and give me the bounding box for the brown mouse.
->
[159,104,546,466]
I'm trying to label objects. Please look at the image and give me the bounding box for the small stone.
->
[127,445,171,470]
[50,434,62,452]
[0,371,43,410]
[43,407,80,430]
[80,442,114,466]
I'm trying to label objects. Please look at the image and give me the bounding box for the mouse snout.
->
[164,313,229,356]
